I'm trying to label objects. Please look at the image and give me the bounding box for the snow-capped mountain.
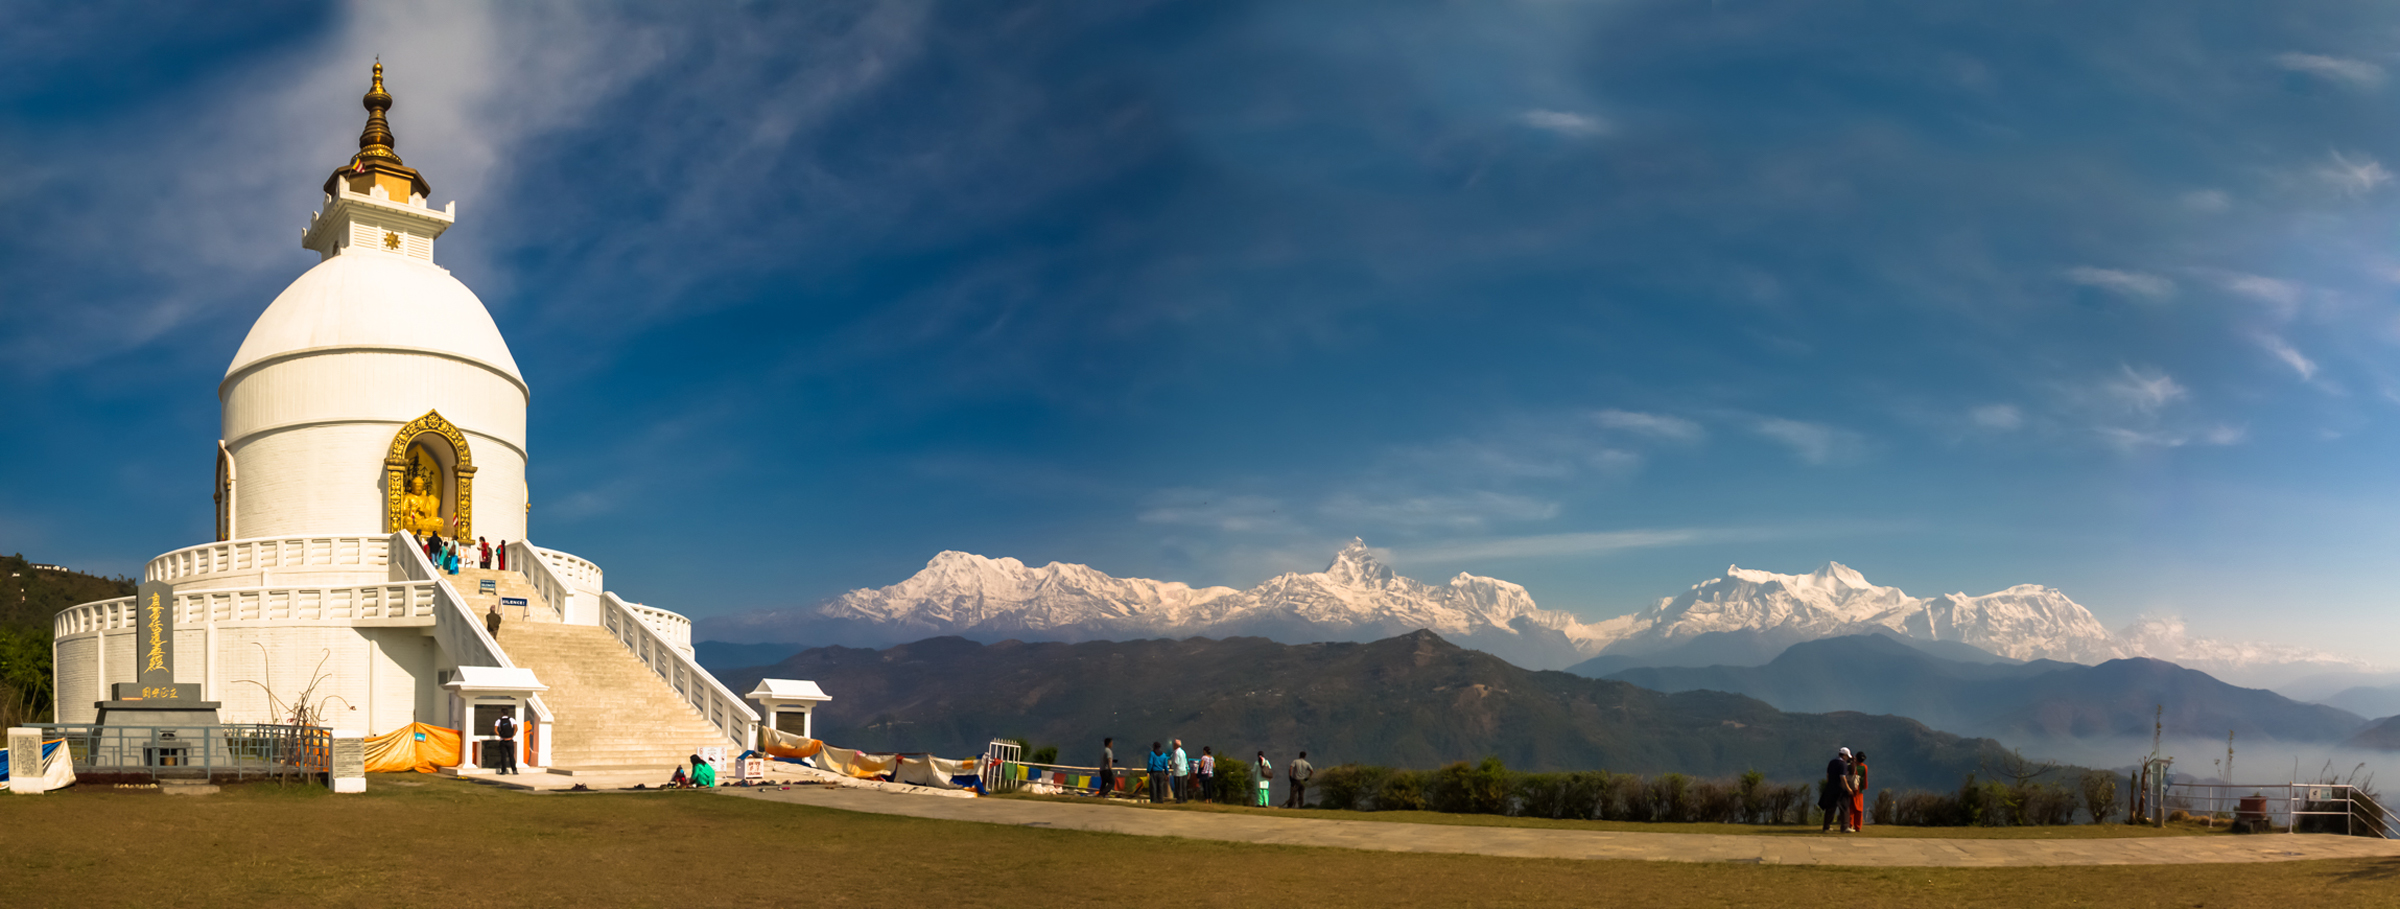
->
[697,543,2371,675]
[1599,562,2123,664]
[697,539,1617,669]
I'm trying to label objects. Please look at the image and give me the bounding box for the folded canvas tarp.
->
[817,746,898,779]
[760,727,823,761]
[892,755,980,790]
[0,740,76,793]
[363,723,461,773]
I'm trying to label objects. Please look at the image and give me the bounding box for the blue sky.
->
[9,1,2400,659]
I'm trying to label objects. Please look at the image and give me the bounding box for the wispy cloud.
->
[1591,409,1706,442]
[1138,489,1290,533]
[2273,52,2385,89]
[1317,491,1560,531]
[1970,404,2025,430]
[2257,334,2318,381]
[2319,150,2391,196]
[2065,266,2174,300]
[2102,365,2187,414]
[1754,417,1863,465]
[1399,528,1709,562]
[1518,109,1607,136]
[2219,273,2304,320]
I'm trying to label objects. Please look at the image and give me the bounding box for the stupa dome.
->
[224,253,523,389]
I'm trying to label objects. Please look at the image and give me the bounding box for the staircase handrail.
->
[389,532,554,730]
[504,541,572,622]
[599,590,757,748]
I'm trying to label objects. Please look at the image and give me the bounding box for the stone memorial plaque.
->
[134,579,176,691]
[329,731,366,794]
[7,728,41,785]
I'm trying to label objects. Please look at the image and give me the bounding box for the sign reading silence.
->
[112,579,202,702]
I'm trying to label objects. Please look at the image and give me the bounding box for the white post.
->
[7,728,43,795]
[329,729,366,793]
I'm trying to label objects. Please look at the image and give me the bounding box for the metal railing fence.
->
[29,723,330,782]
[2159,782,2399,838]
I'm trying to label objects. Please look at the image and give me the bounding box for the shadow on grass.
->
[2329,857,2400,882]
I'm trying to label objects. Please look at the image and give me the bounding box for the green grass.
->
[0,774,2391,909]
[993,790,2228,839]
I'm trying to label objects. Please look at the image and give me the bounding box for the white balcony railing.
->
[53,582,436,637]
[145,535,392,583]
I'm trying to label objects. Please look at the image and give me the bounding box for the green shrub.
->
[1311,763,1384,811]
[1377,768,1429,811]
[1428,756,1512,814]
[1515,772,1572,819]
[1215,760,1253,804]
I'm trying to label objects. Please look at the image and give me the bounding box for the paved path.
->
[721,785,2400,868]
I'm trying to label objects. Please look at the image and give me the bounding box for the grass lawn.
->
[994,791,2232,839]
[0,774,2390,909]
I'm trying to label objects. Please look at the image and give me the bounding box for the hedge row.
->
[1305,757,2119,826]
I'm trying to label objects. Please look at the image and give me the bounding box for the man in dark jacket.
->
[1820,747,1852,832]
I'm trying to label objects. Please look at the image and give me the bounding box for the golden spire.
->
[357,61,400,164]
[324,60,431,200]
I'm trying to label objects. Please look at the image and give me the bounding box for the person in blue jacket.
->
[1146,741,1169,803]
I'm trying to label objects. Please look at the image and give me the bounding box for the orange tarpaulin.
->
[364,723,461,773]
[760,727,823,761]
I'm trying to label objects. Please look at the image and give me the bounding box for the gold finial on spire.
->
[325,60,431,201]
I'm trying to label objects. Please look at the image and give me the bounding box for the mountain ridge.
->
[715,630,2015,789]
[696,540,2370,676]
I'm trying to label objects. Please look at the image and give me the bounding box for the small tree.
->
[2080,770,2118,824]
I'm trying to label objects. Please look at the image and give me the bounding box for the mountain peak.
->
[1324,537,1397,586]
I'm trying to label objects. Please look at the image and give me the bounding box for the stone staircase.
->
[471,569,737,773]
[455,566,556,625]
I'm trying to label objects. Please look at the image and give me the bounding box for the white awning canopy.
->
[746,679,829,702]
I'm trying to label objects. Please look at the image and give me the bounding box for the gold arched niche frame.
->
[384,410,476,538]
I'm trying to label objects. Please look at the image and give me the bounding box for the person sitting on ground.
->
[670,765,689,789]
[691,753,717,788]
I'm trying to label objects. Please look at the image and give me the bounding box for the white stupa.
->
[50,65,758,775]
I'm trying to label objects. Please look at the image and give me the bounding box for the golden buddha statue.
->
[399,471,445,535]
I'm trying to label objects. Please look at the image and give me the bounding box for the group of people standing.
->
[1818,747,1870,833]
[1096,737,1315,808]
[414,531,506,576]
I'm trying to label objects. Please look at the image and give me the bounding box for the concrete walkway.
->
[720,786,2400,868]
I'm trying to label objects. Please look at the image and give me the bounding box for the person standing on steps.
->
[478,536,492,569]
[1097,737,1116,797]
[484,603,502,638]
[492,712,518,775]
[1283,751,1314,808]
[497,540,508,571]
[1171,739,1190,803]
[1254,751,1274,807]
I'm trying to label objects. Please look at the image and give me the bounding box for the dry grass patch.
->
[999,791,2227,839]
[0,775,2390,909]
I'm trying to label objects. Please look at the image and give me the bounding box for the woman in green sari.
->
[690,753,716,788]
